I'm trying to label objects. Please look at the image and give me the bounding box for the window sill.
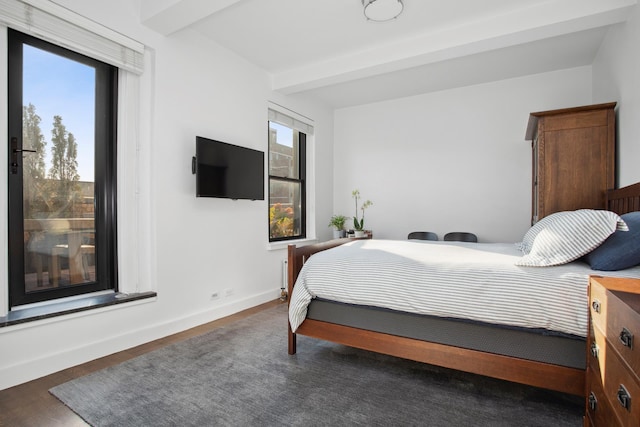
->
[266,237,318,251]
[0,291,157,328]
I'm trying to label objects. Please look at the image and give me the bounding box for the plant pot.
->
[354,230,366,238]
[332,229,346,239]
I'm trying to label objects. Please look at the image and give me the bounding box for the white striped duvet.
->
[288,239,640,337]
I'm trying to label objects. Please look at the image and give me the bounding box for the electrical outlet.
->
[211,292,220,300]
[224,288,234,297]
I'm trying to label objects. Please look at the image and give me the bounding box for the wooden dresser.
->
[585,276,640,426]
[525,102,616,224]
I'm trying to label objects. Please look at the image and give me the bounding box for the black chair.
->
[407,231,438,241]
[444,232,478,242]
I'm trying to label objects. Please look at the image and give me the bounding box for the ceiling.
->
[140,0,637,108]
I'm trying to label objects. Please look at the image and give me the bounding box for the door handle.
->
[10,136,36,174]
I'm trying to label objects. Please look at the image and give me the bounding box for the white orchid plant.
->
[352,189,373,231]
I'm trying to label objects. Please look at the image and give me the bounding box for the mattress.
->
[307,298,586,369]
[289,240,640,337]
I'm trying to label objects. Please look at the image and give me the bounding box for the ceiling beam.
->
[140,0,243,35]
[273,0,636,94]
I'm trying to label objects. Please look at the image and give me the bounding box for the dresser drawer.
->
[586,369,620,427]
[590,281,640,379]
[587,277,640,427]
[598,340,640,426]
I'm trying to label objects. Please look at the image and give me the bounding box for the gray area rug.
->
[50,304,583,426]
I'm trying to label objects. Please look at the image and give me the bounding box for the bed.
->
[287,182,640,397]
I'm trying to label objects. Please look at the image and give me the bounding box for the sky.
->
[22,44,95,182]
[269,122,293,147]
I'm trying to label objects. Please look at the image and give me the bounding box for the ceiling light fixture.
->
[362,0,404,22]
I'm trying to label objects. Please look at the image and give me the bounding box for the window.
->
[268,121,306,241]
[7,29,117,307]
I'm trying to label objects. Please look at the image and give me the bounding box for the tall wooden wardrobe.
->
[525,102,616,224]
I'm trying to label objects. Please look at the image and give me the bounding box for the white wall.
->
[333,68,593,243]
[592,5,640,187]
[0,0,334,390]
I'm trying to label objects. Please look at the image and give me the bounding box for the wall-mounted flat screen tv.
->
[194,136,264,200]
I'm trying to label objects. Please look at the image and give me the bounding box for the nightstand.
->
[346,230,373,239]
[585,276,640,426]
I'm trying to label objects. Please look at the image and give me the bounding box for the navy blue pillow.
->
[585,211,640,271]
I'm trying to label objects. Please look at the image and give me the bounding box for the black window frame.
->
[268,125,306,243]
[7,28,118,307]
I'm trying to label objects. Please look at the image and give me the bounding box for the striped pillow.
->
[516,211,569,254]
[515,210,628,267]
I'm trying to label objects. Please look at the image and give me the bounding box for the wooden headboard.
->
[606,182,640,215]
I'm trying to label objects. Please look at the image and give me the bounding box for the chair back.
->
[444,232,478,242]
[407,231,438,241]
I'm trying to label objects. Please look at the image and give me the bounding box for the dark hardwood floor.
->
[0,300,281,427]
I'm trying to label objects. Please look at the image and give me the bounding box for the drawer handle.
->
[617,385,631,411]
[588,392,598,411]
[590,342,599,359]
[620,327,634,349]
[591,300,601,313]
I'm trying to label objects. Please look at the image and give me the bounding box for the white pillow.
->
[515,210,628,267]
[516,211,569,254]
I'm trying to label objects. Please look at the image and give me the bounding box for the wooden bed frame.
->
[287,182,640,397]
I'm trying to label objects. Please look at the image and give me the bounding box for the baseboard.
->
[0,288,278,390]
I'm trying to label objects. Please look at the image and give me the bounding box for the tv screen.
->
[194,136,264,200]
